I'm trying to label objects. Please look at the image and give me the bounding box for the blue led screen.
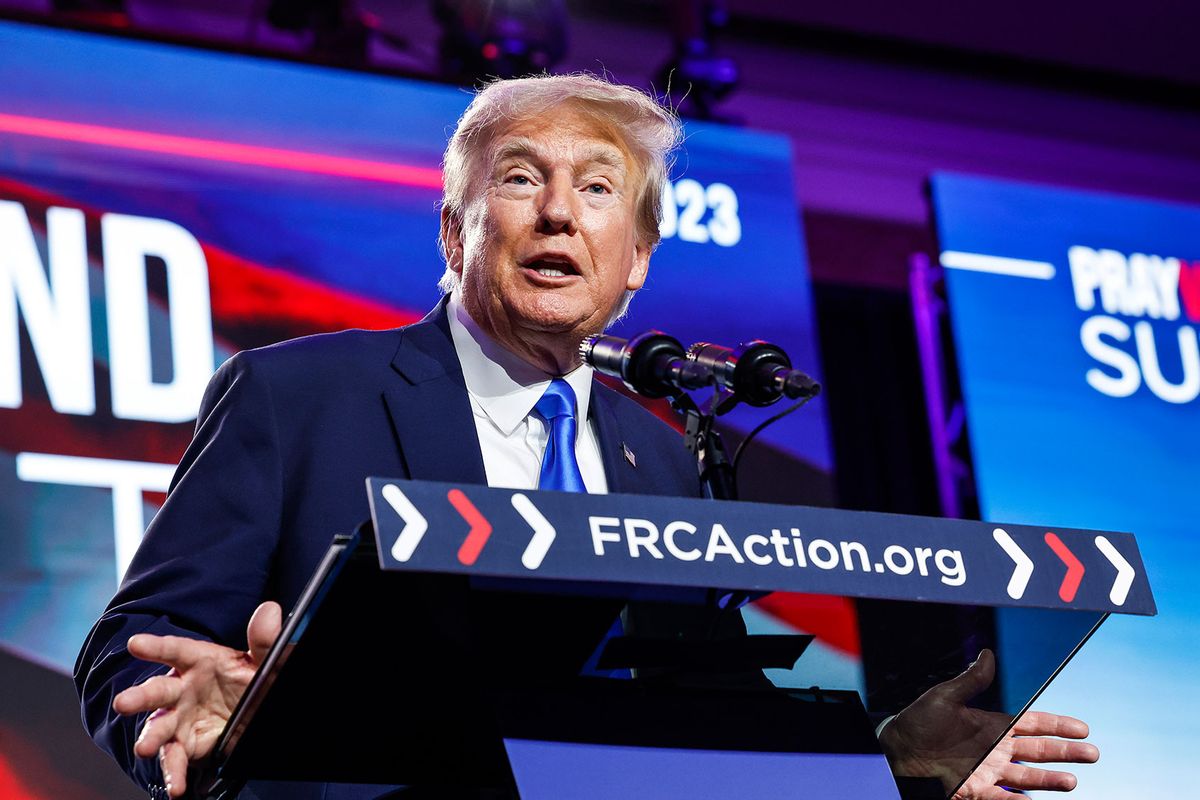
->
[932,173,1200,798]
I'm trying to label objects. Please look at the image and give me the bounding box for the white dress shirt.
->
[446,293,608,494]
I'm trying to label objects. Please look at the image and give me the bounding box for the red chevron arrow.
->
[449,489,492,566]
[1044,532,1085,602]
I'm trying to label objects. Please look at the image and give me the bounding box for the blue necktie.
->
[536,380,630,678]
[535,379,587,493]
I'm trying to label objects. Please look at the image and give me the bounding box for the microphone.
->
[687,340,821,406]
[578,331,712,398]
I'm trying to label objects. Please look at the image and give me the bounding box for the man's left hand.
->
[879,649,1099,799]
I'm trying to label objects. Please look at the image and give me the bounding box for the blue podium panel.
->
[505,741,899,800]
[493,680,901,800]
[367,479,1156,616]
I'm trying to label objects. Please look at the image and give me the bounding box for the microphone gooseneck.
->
[581,332,820,406]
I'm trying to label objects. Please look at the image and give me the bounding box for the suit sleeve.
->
[73,351,284,791]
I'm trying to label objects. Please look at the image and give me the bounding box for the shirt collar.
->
[447,292,594,436]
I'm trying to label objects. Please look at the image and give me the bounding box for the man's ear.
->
[440,206,464,276]
[627,239,651,291]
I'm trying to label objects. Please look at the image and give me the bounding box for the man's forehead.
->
[485,110,634,171]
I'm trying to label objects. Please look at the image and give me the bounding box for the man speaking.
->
[75,74,1097,800]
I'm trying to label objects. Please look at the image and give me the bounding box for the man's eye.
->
[586,183,609,194]
[509,175,530,185]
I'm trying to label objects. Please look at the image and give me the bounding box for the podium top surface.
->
[367,478,1155,616]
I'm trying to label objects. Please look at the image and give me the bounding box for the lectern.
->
[198,479,1155,800]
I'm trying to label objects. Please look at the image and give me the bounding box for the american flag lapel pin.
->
[622,442,637,468]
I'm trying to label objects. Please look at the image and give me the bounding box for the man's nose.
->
[536,175,578,235]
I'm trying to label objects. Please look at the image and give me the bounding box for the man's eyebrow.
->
[491,137,540,166]
[490,137,628,172]
[576,145,627,171]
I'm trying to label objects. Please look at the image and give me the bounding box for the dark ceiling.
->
[726,0,1200,86]
[4,0,1198,94]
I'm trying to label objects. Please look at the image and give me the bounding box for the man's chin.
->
[505,301,595,337]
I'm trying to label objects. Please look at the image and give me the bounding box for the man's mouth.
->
[522,255,580,279]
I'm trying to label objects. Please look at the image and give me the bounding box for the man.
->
[76,74,1097,800]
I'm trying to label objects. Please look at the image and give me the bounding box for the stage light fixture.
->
[432,0,569,82]
[264,0,377,64]
[51,0,129,27]
[657,0,739,120]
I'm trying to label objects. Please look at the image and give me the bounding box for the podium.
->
[199,479,1155,800]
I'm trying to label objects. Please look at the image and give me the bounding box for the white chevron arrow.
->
[511,493,556,570]
[382,483,427,562]
[993,527,1034,599]
[1094,536,1134,606]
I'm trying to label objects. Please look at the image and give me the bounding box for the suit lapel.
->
[382,301,488,485]
[591,384,643,495]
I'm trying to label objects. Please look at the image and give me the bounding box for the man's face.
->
[444,103,651,368]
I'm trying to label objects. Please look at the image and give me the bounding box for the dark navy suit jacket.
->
[75,301,704,799]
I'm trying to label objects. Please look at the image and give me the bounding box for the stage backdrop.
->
[0,18,847,795]
[932,172,1200,798]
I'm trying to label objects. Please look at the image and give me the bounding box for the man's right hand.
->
[112,601,282,798]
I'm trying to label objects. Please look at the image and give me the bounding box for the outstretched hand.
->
[879,649,1099,800]
[112,601,282,798]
